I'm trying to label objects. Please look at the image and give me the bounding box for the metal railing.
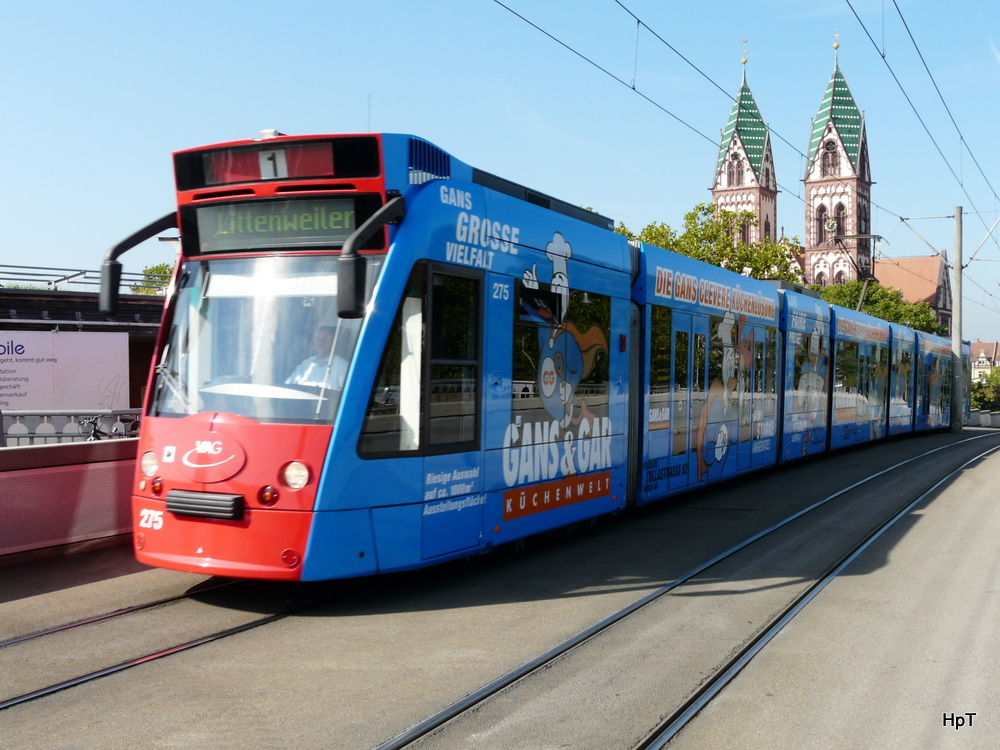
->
[0,264,169,297]
[1,409,142,446]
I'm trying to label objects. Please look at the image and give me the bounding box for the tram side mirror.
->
[336,194,404,319]
[99,211,179,317]
[338,253,367,319]
[100,260,123,316]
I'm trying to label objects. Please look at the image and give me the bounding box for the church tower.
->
[711,64,778,244]
[803,45,872,285]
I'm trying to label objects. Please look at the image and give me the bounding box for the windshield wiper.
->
[154,363,195,413]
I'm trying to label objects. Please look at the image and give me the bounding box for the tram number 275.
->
[138,509,164,530]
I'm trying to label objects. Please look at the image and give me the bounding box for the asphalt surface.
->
[0,429,996,749]
[668,434,1000,749]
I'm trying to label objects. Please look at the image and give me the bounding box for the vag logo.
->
[173,431,247,482]
[183,439,234,469]
[195,440,223,455]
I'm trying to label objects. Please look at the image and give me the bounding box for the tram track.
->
[638,438,1000,749]
[0,611,288,711]
[0,574,366,712]
[0,578,242,650]
[1,432,996,746]
[0,576,282,711]
[375,432,1000,749]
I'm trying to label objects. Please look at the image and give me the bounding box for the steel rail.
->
[3,434,996,722]
[638,440,1000,749]
[373,432,1000,750]
[0,578,243,650]
[0,612,287,711]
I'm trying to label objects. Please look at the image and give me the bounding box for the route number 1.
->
[258,149,289,179]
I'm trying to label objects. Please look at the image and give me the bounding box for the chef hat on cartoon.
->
[546,232,573,318]
[809,321,822,356]
[546,233,572,280]
[717,311,736,347]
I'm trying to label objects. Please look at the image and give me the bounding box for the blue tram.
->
[100,132,962,580]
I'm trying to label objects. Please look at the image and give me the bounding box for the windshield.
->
[150,254,382,424]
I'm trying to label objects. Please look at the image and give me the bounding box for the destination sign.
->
[196,198,358,253]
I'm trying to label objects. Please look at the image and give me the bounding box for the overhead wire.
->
[610,0,907,221]
[488,1,717,150]
[611,0,807,161]
[493,0,901,221]
[617,0,1000,316]
[490,0,1000,320]
[845,0,1000,265]
[891,0,1000,207]
[846,0,1000,317]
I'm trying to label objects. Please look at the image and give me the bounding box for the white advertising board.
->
[0,332,130,410]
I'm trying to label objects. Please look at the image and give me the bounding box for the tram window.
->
[690,332,707,453]
[360,265,482,455]
[708,316,737,414]
[428,273,480,447]
[836,341,857,392]
[360,267,426,454]
[941,357,952,404]
[754,340,764,395]
[764,327,777,416]
[650,306,672,389]
[649,306,671,426]
[512,283,610,426]
[708,317,724,391]
[875,345,889,405]
[904,351,913,405]
[672,330,689,457]
[747,338,764,442]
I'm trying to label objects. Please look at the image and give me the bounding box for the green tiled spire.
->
[716,70,768,181]
[807,61,863,170]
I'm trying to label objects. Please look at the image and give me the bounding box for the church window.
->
[834,203,846,236]
[764,217,771,240]
[859,201,870,234]
[834,270,847,285]
[815,271,828,287]
[816,204,828,244]
[821,140,838,176]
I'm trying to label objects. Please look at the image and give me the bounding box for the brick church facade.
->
[711,50,952,333]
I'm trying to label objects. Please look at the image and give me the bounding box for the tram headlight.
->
[282,461,310,490]
[140,451,159,477]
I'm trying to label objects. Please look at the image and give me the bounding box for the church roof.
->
[872,255,948,308]
[716,71,768,180]
[808,62,864,169]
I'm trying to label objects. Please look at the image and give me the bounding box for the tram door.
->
[736,328,758,473]
[669,313,708,491]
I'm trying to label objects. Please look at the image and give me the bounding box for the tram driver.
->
[286,325,348,391]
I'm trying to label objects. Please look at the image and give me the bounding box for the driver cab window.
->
[360,262,481,456]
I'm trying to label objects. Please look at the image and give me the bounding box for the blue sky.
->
[2,0,999,340]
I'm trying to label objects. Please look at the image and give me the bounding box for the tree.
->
[617,202,803,283]
[130,262,173,295]
[810,280,945,335]
[971,367,1000,411]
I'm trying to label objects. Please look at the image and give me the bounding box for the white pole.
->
[951,206,963,433]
